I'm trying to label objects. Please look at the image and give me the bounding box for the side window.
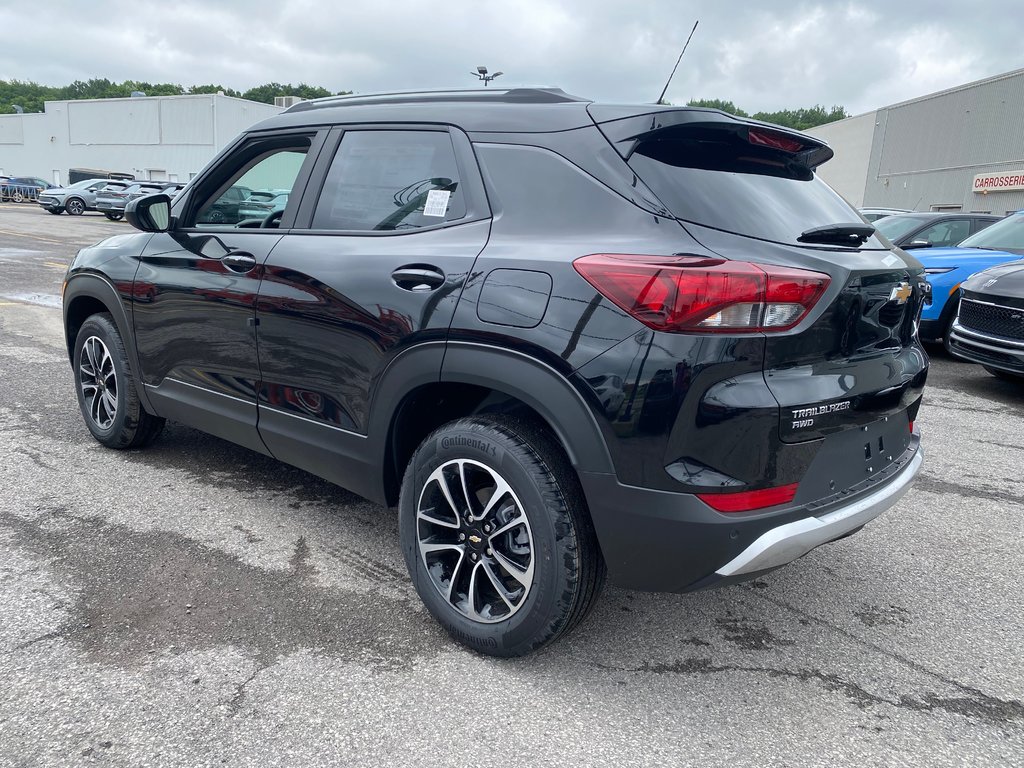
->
[312,130,465,232]
[192,138,311,228]
[918,219,970,247]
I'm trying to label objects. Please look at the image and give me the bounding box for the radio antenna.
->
[656,20,699,105]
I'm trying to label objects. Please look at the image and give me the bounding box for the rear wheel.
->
[103,212,123,221]
[65,197,86,216]
[399,415,604,657]
[73,313,165,448]
[11,189,25,203]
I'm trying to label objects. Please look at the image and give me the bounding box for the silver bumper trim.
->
[715,448,923,577]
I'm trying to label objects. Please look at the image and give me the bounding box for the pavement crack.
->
[593,657,1023,725]
[227,667,261,714]
[913,473,1023,507]
[744,590,1024,726]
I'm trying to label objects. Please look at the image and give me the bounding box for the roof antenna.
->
[656,20,699,105]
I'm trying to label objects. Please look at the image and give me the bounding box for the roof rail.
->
[284,87,589,112]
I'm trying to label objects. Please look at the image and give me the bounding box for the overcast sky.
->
[2,1,1022,115]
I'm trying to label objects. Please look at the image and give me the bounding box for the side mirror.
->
[125,193,172,232]
[902,240,932,249]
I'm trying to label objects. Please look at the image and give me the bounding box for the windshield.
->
[874,216,928,241]
[958,214,1024,250]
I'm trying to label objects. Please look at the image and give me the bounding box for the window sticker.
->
[423,189,451,218]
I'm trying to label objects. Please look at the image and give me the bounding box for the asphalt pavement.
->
[0,202,1022,767]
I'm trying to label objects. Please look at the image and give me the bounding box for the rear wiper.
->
[798,223,875,246]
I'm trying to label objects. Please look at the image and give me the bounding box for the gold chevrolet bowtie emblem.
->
[889,282,913,304]
[468,534,482,544]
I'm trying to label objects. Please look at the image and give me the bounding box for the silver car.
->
[37,179,117,216]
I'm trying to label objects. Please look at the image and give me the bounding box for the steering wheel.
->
[260,209,285,229]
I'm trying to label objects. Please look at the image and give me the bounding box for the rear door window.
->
[625,124,877,247]
[311,130,465,232]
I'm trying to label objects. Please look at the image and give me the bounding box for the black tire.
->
[103,212,123,221]
[47,209,63,215]
[984,366,1024,383]
[73,313,165,449]
[65,197,86,216]
[399,415,604,657]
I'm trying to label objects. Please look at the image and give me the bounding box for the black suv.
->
[63,89,928,656]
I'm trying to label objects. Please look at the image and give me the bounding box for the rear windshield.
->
[958,214,1024,250]
[628,129,873,247]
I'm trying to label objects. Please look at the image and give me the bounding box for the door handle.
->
[223,251,257,272]
[391,265,446,292]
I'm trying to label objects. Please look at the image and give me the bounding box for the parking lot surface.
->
[1,203,1022,767]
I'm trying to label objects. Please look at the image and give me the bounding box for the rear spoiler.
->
[588,105,834,171]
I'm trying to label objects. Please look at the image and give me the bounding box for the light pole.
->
[471,66,504,86]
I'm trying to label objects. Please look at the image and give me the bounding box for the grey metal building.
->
[0,94,282,185]
[809,68,1024,215]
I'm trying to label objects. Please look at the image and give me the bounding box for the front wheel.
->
[399,415,604,656]
[65,198,86,216]
[73,313,165,448]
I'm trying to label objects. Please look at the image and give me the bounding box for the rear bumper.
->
[715,449,922,577]
[948,321,1024,374]
[580,437,922,592]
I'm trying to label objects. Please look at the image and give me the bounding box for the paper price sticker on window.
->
[423,189,451,218]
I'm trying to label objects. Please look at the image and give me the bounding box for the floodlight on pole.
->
[470,67,504,86]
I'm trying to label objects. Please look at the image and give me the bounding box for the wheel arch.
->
[372,342,614,507]
[63,275,154,412]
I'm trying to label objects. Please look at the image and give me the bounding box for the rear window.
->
[627,127,872,247]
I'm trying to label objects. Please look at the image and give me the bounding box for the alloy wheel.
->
[416,459,535,623]
[79,335,118,429]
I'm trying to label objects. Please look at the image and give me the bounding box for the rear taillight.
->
[573,254,830,333]
[697,483,799,513]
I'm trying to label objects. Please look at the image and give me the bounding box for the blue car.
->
[914,211,1024,345]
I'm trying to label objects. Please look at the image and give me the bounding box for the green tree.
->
[241,82,344,104]
[189,84,243,98]
[752,105,848,130]
[686,98,749,117]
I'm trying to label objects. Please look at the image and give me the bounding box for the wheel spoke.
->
[425,465,462,519]
[466,560,483,618]
[481,559,517,611]
[446,549,466,603]
[417,507,460,529]
[420,542,464,556]
[458,460,474,517]
[478,475,513,520]
[488,510,526,540]
[102,390,118,417]
[492,548,532,588]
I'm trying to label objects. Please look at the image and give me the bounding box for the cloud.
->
[1,0,1021,114]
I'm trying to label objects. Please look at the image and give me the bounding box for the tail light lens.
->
[573,254,830,333]
[697,483,799,513]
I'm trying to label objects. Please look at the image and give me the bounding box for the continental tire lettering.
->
[447,625,499,649]
[440,435,499,458]
[790,401,851,419]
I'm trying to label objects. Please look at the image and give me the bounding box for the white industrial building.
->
[809,68,1024,215]
[0,93,283,185]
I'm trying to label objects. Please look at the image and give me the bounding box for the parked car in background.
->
[196,184,253,224]
[1,176,53,202]
[948,259,1024,382]
[860,206,912,222]
[237,191,289,221]
[95,181,178,220]
[64,88,928,656]
[874,212,1000,250]
[917,211,1024,346]
[38,179,116,216]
